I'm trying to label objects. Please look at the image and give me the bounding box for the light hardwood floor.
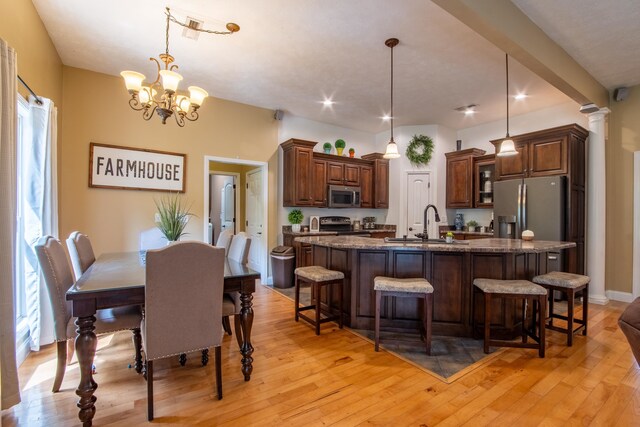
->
[2,285,639,426]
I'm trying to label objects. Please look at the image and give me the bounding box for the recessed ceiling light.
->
[464,108,476,116]
[514,93,528,100]
[381,114,391,121]
[322,99,334,107]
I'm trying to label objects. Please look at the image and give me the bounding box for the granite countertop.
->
[293,235,575,253]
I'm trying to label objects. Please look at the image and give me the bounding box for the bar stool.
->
[294,266,344,335]
[532,271,590,346]
[374,277,434,355]
[473,278,547,358]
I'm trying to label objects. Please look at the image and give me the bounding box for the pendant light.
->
[383,38,400,159]
[497,54,517,157]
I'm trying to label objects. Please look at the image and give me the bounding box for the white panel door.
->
[406,172,432,237]
[220,179,236,233]
[245,168,264,274]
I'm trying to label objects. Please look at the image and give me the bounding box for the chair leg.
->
[374,290,381,352]
[233,315,243,351]
[521,297,528,344]
[201,349,209,366]
[294,276,300,322]
[484,293,491,354]
[147,360,154,421]
[222,316,232,336]
[52,341,67,392]
[582,283,589,336]
[179,353,187,366]
[424,293,433,356]
[215,346,223,400]
[567,288,575,347]
[132,328,143,374]
[548,289,555,327]
[66,339,75,365]
[539,296,546,358]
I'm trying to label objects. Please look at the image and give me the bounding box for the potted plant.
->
[288,209,304,232]
[466,220,478,232]
[445,231,454,243]
[323,142,332,154]
[154,194,194,242]
[335,139,346,156]
[349,147,355,158]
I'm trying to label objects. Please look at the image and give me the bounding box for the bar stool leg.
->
[374,290,381,352]
[484,293,491,354]
[582,283,589,336]
[314,282,321,336]
[294,276,300,322]
[338,281,344,329]
[539,295,546,358]
[567,288,575,346]
[521,297,528,344]
[548,289,555,327]
[424,293,432,356]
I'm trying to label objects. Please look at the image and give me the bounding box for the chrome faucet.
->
[420,204,441,241]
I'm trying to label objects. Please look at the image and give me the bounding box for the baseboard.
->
[606,290,635,303]
[264,276,273,285]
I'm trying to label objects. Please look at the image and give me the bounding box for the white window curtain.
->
[0,38,20,410]
[20,96,58,351]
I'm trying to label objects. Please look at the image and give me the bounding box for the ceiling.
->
[32,0,638,133]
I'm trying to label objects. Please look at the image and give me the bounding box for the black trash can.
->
[271,246,295,288]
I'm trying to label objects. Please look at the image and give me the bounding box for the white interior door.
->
[406,172,432,237]
[221,180,236,233]
[245,168,264,274]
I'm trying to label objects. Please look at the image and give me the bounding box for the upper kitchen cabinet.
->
[311,159,328,207]
[326,160,361,186]
[445,148,486,208]
[473,154,495,208]
[361,153,389,208]
[282,138,316,206]
[491,124,588,181]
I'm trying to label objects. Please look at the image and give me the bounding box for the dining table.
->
[66,251,259,427]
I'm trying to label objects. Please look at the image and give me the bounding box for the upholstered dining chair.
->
[66,231,96,281]
[223,232,252,340]
[215,229,234,256]
[35,236,143,392]
[143,242,226,420]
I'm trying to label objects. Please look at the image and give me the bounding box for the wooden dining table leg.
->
[239,289,254,381]
[75,314,98,427]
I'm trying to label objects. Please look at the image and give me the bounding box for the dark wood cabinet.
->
[473,154,495,208]
[445,148,486,208]
[282,139,316,206]
[326,161,360,186]
[311,159,327,207]
[360,165,373,208]
[362,153,389,208]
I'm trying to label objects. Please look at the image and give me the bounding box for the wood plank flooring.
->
[2,285,638,426]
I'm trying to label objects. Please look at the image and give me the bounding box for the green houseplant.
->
[288,209,304,232]
[466,220,479,232]
[323,142,332,154]
[335,139,346,156]
[154,194,194,242]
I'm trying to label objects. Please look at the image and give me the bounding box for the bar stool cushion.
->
[532,271,590,288]
[474,278,547,295]
[295,266,344,282]
[374,277,433,294]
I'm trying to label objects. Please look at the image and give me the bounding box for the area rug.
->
[264,284,504,383]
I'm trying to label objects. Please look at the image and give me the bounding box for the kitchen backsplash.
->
[445,208,493,229]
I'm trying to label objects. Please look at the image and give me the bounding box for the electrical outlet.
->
[154,213,161,222]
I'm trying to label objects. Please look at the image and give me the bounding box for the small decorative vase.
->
[454,213,464,231]
[336,147,344,156]
[291,224,301,232]
[445,236,453,243]
[349,150,355,158]
[324,147,331,154]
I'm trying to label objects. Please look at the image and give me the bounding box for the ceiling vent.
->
[182,17,203,40]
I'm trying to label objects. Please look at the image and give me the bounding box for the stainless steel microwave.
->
[328,185,361,208]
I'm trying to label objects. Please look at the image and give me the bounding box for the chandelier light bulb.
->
[159,70,183,93]
[120,71,145,93]
[175,95,191,112]
[138,87,151,105]
[188,86,208,107]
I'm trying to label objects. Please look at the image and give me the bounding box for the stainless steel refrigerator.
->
[493,176,566,271]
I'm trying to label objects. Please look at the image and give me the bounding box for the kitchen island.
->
[294,235,575,338]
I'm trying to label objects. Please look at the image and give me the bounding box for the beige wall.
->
[0,0,62,106]
[60,67,279,256]
[606,84,640,293]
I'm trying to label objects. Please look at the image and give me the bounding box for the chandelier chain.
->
[165,8,170,58]
[166,8,238,35]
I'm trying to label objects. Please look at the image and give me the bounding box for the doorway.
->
[203,156,269,282]
[405,172,432,238]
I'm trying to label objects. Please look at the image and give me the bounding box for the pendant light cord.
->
[505,53,510,138]
[390,43,394,141]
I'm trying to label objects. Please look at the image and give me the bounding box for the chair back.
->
[144,242,225,360]
[35,236,74,341]
[228,232,251,264]
[215,229,233,256]
[139,227,166,252]
[66,231,96,280]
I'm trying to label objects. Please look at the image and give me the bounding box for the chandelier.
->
[120,7,240,126]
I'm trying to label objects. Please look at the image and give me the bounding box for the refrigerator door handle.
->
[522,183,527,231]
[517,183,522,238]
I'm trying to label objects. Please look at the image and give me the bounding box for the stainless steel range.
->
[319,216,371,236]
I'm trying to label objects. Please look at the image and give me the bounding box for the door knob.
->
[409,227,413,231]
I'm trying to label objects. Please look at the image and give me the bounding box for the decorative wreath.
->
[406,134,434,166]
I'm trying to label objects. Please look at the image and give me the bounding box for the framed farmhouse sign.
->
[89,143,186,192]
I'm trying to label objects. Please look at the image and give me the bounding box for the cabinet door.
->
[474,157,495,208]
[529,137,568,177]
[495,142,527,181]
[344,164,360,186]
[360,165,373,208]
[374,160,389,208]
[293,148,314,205]
[326,161,345,185]
[311,160,327,207]
[446,156,473,208]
